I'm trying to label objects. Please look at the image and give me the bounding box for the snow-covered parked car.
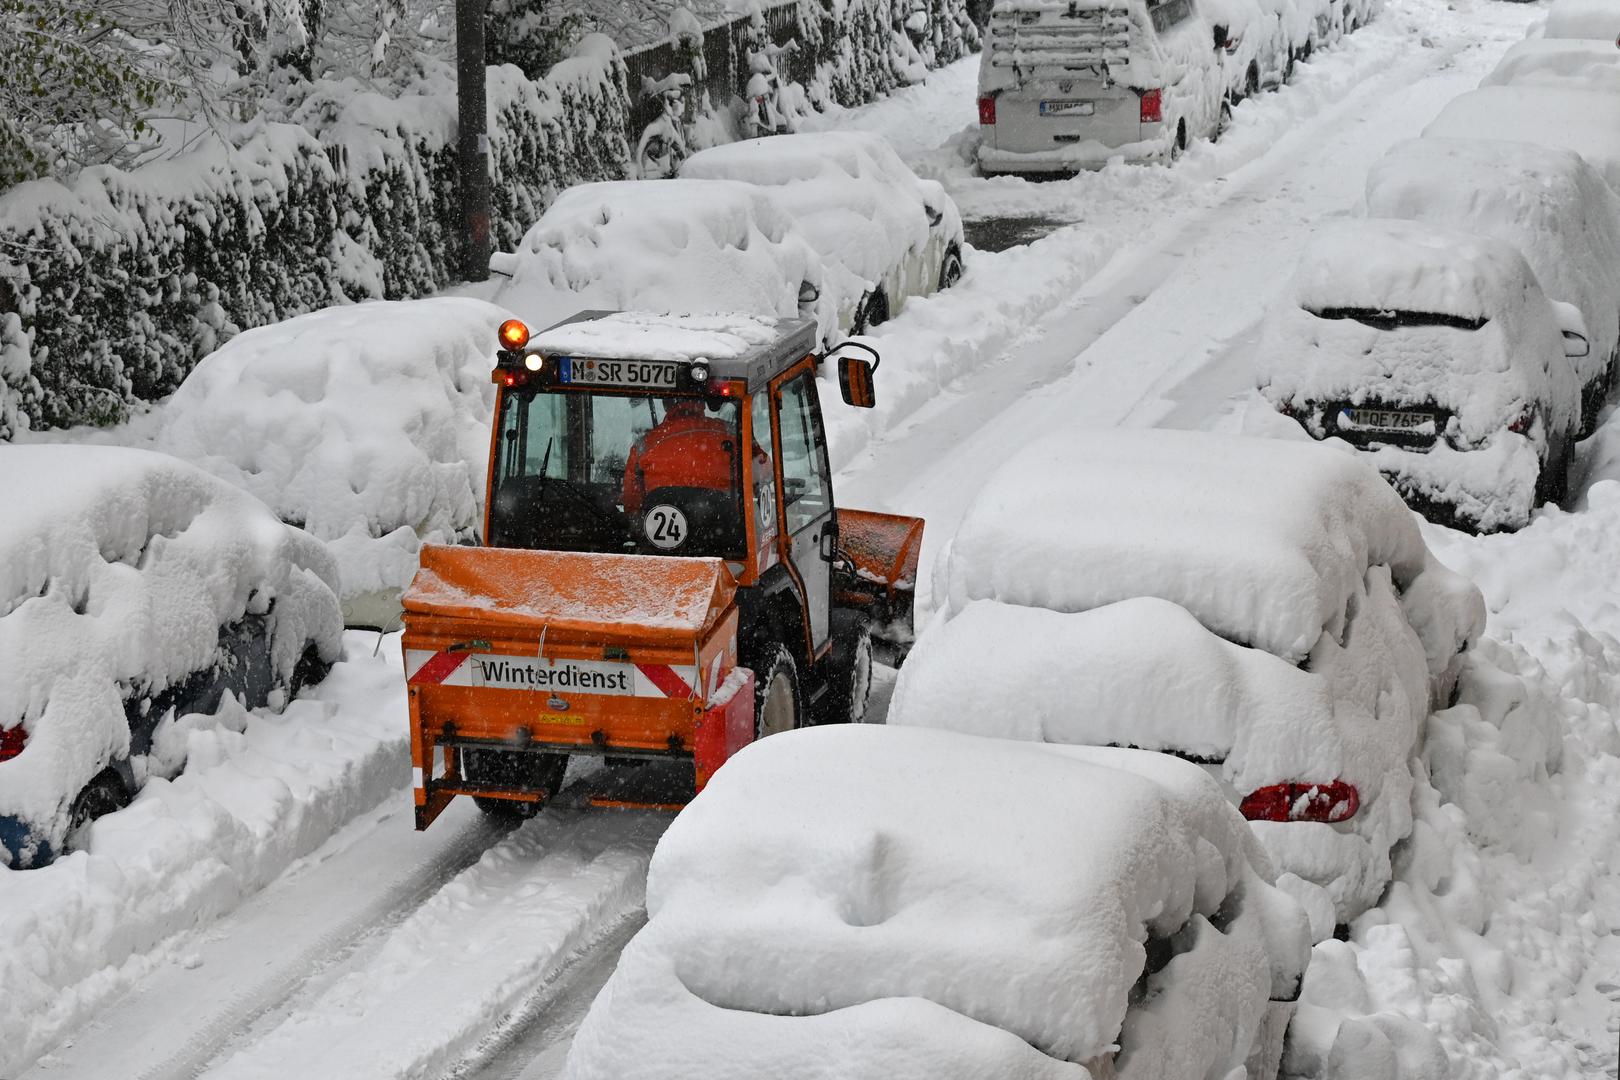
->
[489,178,839,346]
[1423,85,1620,195]
[1481,37,1620,95]
[564,724,1312,1080]
[975,0,1227,172]
[892,428,1484,926]
[1257,219,1586,533]
[1203,0,1295,103]
[1366,137,1620,434]
[1535,0,1620,40]
[155,298,512,630]
[679,132,965,337]
[0,446,342,868]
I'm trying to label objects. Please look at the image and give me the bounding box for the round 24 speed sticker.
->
[644,504,688,550]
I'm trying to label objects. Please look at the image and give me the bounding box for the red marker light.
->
[503,373,517,386]
[978,96,997,125]
[1139,88,1163,124]
[498,319,530,351]
[0,724,26,763]
[1240,780,1360,823]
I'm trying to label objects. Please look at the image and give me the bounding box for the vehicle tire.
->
[462,749,568,820]
[816,610,874,725]
[753,642,803,740]
[66,768,131,843]
[938,249,963,292]
[1246,63,1260,99]
[288,642,332,697]
[1535,435,1575,508]
[857,289,890,333]
[1170,119,1188,161]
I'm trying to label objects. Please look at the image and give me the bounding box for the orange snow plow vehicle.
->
[403,311,924,828]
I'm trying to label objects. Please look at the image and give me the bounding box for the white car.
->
[890,427,1482,926]
[1203,0,1295,102]
[1481,37,1620,94]
[1424,85,1620,195]
[490,178,839,346]
[679,132,965,337]
[975,0,1227,171]
[1257,219,1586,534]
[0,446,343,868]
[1367,137,1620,434]
[564,725,1312,1080]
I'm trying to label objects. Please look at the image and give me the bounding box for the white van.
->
[976,0,1227,173]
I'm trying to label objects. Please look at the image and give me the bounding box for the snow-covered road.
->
[17,0,1620,1075]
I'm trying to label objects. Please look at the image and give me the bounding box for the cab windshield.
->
[488,389,746,558]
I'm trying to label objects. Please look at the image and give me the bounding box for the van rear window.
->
[1150,0,1193,32]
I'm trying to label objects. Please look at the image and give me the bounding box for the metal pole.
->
[455,0,491,282]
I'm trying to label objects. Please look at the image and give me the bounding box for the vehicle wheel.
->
[66,768,131,844]
[1170,119,1188,161]
[1535,435,1575,508]
[1284,50,1297,82]
[1246,63,1260,98]
[937,249,963,292]
[462,749,568,820]
[288,642,332,697]
[753,643,802,739]
[857,289,890,333]
[816,610,874,725]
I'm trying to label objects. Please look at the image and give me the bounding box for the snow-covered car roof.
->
[1481,38,1620,93]
[1541,0,1620,39]
[939,427,1450,663]
[1366,138,1620,387]
[0,445,342,862]
[563,725,1309,1079]
[155,298,509,619]
[1423,85,1620,193]
[680,132,963,296]
[1259,219,1582,442]
[490,179,837,347]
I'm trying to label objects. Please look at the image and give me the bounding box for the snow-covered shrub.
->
[0,445,343,868]
[154,298,511,625]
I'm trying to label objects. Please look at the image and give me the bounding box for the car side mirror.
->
[799,280,821,304]
[840,355,876,408]
[1212,24,1229,49]
[1564,330,1591,358]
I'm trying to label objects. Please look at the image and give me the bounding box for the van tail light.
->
[978,95,997,125]
[1240,780,1360,823]
[1139,88,1163,124]
[1508,406,1535,435]
[0,724,26,763]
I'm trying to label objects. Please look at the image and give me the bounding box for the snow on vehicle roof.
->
[1424,86,1620,193]
[564,724,1305,1079]
[1365,138,1620,387]
[1542,0,1620,39]
[1259,218,1582,442]
[1481,38,1620,92]
[529,310,795,364]
[154,298,508,613]
[0,445,341,857]
[489,179,837,347]
[679,133,962,300]
[939,428,1432,663]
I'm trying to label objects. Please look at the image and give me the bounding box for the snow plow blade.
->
[402,545,754,829]
[835,509,926,657]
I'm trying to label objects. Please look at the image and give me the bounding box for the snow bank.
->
[1541,0,1620,39]
[565,725,1309,1080]
[153,298,510,625]
[1423,85,1620,194]
[1365,138,1620,393]
[0,445,342,865]
[1256,219,1582,446]
[489,179,838,347]
[937,427,1479,672]
[1481,38,1620,93]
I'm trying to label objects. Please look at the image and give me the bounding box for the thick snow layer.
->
[679,132,964,329]
[0,446,342,863]
[489,179,839,347]
[1365,137,1620,392]
[1481,38,1620,93]
[1256,218,1583,444]
[529,311,793,364]
[1361,437,1545,534]
[937,427,1480,671]
[565,725,1309,1080]
[153,298,510,619]
[1423,85,1620,194]
[1541,0,1620,39]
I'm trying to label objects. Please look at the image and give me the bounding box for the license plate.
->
[558,357,681,389]
[1040,99,1095,117]
[1340,407,1434,434]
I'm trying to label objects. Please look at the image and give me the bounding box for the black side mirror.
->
[840,355,875,408]
[1563,330,1591,359]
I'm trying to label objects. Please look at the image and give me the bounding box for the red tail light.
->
[1508,406,1535,435]
[1240,780,1359,823]
[0,724,26,763]
[978,96,997,125]
[1139,88,1163,124]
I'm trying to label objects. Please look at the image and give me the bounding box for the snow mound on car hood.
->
[1542,0,1620,39]
[0,445,341,861]
[564,725,1309,1080]
[1481,38,1620,92]
[938,427,1480,668]
[155,298,507,617]
[1424,86,1620,193]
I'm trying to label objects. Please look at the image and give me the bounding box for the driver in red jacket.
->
[622,400,739,521]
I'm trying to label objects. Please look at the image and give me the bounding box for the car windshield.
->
[488,389,746,558]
